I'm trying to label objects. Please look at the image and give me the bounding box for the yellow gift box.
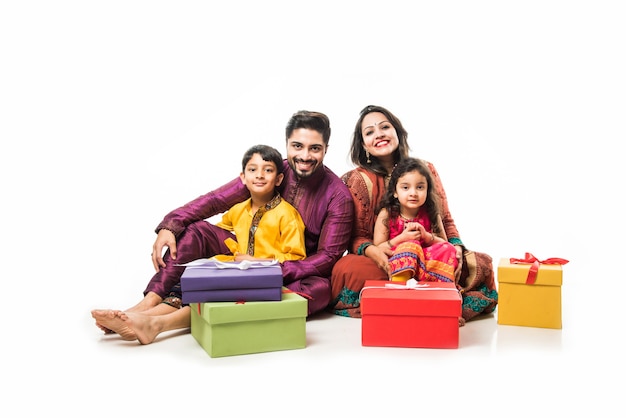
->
[497,254,568,329]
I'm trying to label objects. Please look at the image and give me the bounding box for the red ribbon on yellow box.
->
[509,252,569,285]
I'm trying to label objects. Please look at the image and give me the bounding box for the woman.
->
[329,105,497,325]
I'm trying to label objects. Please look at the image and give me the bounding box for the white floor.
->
[70,276,620,417]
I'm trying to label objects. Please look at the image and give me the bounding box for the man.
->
[91,110,354,344]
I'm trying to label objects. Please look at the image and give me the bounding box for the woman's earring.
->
[366,150,371,164]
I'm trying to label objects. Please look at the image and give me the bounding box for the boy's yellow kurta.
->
[215,197,306,262]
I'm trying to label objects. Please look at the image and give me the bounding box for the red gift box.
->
[361,280,462,349]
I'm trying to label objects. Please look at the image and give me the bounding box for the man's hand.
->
[151,229,176,272]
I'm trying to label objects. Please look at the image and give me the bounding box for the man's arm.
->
[281,183,354,282]
[155,177,250,236]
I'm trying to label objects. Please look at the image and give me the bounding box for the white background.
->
[1,1,624,416]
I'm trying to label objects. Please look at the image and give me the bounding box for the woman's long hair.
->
[348,105,411,177]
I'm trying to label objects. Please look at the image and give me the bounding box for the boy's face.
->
[240,153,283,197]
[286,128,327,179]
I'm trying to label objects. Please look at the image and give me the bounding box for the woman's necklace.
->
[388,164,397,177]
[384,164,397,185]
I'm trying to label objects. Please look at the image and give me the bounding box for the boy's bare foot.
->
[98,325,115,334]
[91,309,138,341]
[91,293,163,334]
[92,309,117,334]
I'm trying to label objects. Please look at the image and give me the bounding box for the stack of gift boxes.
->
[180,259,307,358]
[180,253,568,357]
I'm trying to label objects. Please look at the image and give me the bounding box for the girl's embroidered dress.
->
[387,207,458,282]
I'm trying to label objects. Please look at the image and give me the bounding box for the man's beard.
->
[289,158,319,178]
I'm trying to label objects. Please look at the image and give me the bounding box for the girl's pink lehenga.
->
[389,240,458,282]
[386,209,458,282]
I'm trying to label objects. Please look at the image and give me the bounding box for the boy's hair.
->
[285,110,331,145]
[378,157,443,235]
[241,144,284,173]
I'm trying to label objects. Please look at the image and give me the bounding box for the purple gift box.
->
[180,259,283,304]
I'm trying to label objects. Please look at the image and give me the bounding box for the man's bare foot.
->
[125,292,163,313]
[91,309,138,341]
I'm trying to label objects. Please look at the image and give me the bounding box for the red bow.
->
[509,252,569,284]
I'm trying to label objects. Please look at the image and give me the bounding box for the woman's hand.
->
[152,228,176,272]
[365,244,390,274]
[454,245,464,283]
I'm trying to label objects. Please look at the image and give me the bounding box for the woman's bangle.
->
[357,242,373,255]
[387,239,393,248]
[429,233,435,244]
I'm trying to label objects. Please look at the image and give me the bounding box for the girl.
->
[373,157,458,283]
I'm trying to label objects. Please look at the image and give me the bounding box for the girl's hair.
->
[348,105,411,176]
[378,157,443,235]
[241,144,284,173]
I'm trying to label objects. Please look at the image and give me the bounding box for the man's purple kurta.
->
[145,161,354,315]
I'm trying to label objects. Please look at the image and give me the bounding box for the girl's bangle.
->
[387,239,393,248]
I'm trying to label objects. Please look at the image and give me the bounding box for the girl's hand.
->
[415,224,428,240]
[402,222,427,242]
[402,222,421,241]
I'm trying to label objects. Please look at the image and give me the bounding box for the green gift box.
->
[190,289,307,357]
